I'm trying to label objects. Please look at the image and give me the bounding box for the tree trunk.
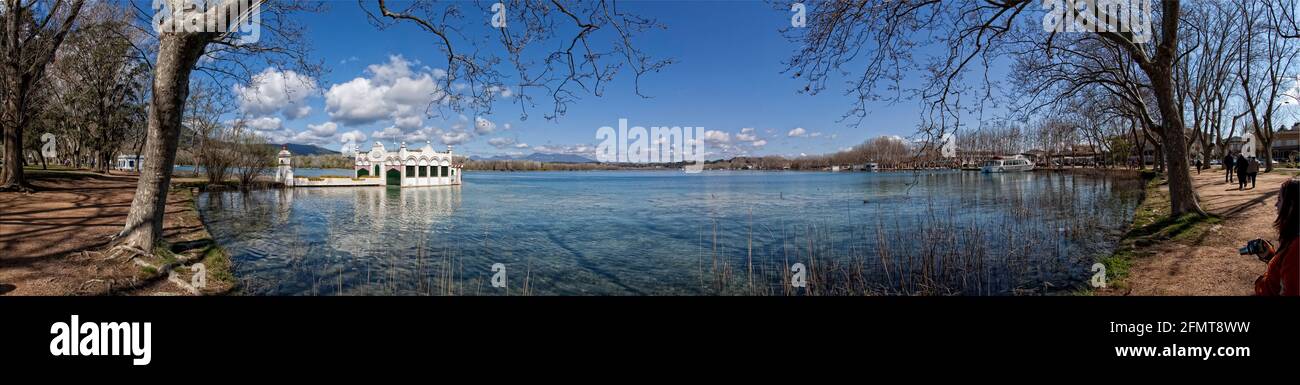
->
[0,118,24,190]
[1149,69,1204,216]
[1261,137,1274,172]
[118,33,210,250]
[0,0,25,191]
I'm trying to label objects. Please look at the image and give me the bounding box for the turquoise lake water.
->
[196,170,1144,295]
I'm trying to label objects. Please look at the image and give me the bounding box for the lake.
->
[196,170,1144,296]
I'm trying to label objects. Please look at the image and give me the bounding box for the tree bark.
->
[118,33,210,250]
[1149,66,1203,216]
[1139,0,1204,217]
[0,1,29,191]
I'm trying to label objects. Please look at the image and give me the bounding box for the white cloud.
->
[306,122,337,137]
[487,137,516,148]
[367,55,415,85]
[235,68,317,120]
[340,130,368,156]
[324,55,442,127]
[340,130,367,144]
[243,116,283,132]
[440,131,472,145]
[787,127,807,137]
[703,130,730,145]
[515,143,529,149]
[750,139,767,148]
[325,78,391,125]
[810,132,822,137]
[475,116,498,135]
[393,115,423,130]
[372,126,407,141]
[736,127,758,142]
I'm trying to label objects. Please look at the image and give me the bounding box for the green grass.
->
[1081,175,1221,294]
[152,243,180,266]
[201,245,234,286]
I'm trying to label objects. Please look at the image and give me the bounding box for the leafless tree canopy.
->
[359,0,673,121]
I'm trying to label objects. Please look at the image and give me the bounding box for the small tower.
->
[276,145,294,187]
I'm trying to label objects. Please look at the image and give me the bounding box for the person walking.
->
[1236,154,1250,190]
[1195,158,1202,175]
[1224,153,1235,183]
[1248,156,1261,189]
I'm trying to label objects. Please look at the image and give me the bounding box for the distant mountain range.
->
[470,153,597,163]
[269,143,339,156]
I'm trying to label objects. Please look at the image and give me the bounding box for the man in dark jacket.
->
[1248,156,1261,189]
[1224,153,1236,183]
[1236,154,1250,190]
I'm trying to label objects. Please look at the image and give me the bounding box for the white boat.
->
[981,156,1035,173]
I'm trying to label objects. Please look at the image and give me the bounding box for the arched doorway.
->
[357,168,370,177]
[386,168,402,186]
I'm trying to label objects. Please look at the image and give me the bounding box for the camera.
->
[1240,239,1274,262]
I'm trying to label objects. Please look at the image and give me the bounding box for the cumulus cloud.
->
[325,78,392,125]
[487,137,516,148]
[242,116,283,132]
[750,139,767,148]
[371,126,408,142]
[440,131,472,145]
[340,130,368,156]
[787,127,807,137]
[736,127,758,142]
[474,116,498,135]
[306,122,337,137]
[325,55,442,128]
[235,68,317,120]
[367,55,415,84]
[703,130,730,145]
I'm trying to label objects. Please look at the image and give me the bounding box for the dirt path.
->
[1109,168,1299,296]
[0,170,229,296]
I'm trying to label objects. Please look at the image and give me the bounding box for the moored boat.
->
[981,156,1035,173]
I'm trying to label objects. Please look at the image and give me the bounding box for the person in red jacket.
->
[1253,179,1299,296]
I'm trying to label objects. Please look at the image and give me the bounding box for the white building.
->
[275,145,294,187]
[114,155,143,171]
[355,141,462,187]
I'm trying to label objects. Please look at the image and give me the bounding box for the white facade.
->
[114,155,143,171]
[355,141,462,187]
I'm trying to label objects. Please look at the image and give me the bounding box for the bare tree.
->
[783,0,1204,216]
[232,122,274,188]
[46,4,149,174]
[0,0,86,191]
[187,81,238,186]
[1238,0,1299,171]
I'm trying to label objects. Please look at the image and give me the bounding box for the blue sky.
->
[222,0,972,159]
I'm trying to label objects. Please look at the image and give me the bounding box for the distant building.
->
[1226,136,1246,155]
[114,155,142,171]
[1273,125,1300,161]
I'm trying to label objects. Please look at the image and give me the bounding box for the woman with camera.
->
[1252,179,1299,296]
